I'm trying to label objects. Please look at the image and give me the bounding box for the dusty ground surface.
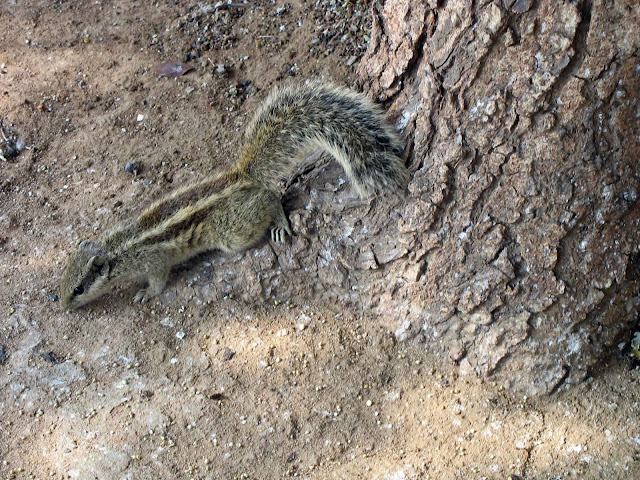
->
[0,1,639,479]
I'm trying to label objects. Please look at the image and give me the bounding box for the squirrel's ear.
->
[87,255,109,275]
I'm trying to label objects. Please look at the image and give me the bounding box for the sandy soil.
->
[1,1,639,479]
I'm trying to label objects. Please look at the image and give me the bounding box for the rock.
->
[41,351,61,364]
[125,161,141,175]
[223,347,235,361]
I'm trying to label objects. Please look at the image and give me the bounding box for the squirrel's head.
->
[60,240,111,309]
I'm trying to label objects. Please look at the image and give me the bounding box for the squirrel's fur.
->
[60,83,409,309]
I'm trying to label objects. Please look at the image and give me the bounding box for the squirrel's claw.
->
[271,225,291,244]
[132,289,148,304]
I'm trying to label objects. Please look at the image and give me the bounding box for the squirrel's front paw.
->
[133,275,168,304]
[132,288,149,304]
[133,287,160,304]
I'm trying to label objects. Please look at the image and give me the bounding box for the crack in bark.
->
[546,0,593,108]
[460,5,512,97]
[469,148,513,226]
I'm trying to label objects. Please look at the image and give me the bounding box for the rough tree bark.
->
[355,0,640,393]
[197,0,639,395]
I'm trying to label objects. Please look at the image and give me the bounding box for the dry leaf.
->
[153,62,194,77]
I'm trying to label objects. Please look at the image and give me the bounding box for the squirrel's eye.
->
[73,285,84,296]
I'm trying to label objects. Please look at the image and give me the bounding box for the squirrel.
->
[60,82,409,309]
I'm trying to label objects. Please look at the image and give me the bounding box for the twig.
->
[0,120,9,143]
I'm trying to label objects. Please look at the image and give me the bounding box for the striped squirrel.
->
[60,82,409,309]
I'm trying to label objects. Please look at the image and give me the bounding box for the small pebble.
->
[223,347,235,361]
[41,352,60,364]
[3,141,22,159]
[125,161,141,175]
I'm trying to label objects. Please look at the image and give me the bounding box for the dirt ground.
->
[1,1,639,479]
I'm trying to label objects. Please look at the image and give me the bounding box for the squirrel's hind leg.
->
[270,202,292,244]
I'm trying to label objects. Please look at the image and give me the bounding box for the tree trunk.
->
[204,0,638,395]
[355,0,640,394]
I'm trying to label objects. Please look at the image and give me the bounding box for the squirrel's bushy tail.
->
[240,82,409,197]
